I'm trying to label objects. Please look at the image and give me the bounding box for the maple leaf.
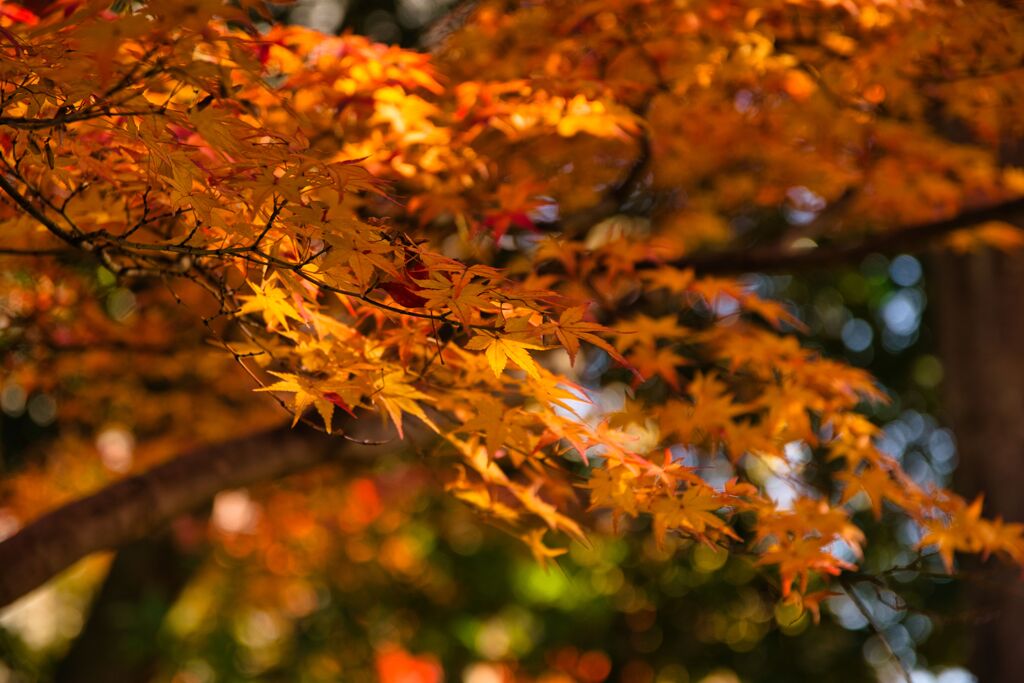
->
[447,465,521,523]
[550,306,629,366]
[627,344,689,391]
[588,465,641,517]
[415,269,493,327]
[481,180,547,241]
[667,373,749,444]
[457,396,512,456]
[513,483,584,539]
[256,371,352,433]
[615,314,691,351]
[372,371,438,439]
[918,517,962,575]
[914,496,1018,573]
[380,280,429,308]
[465,334,545,379]
[837,464,896,520]
[759,538,857,597]
[521,528,567,568]
[482,211,536,242]
[650,486,736,546]
[739,294,807,332]
[238,279,305,330]
[641,266,695,295]
[555,95,639,139]
[800,590,841,624]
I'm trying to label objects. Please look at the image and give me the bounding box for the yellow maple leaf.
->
[551,306,629,366]
[465,334,545,378]
[372,371,438,439]
[238,278,305,331]
[256,371,343,432]
[521,528,567,568]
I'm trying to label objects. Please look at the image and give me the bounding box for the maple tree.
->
[1,0,1023,680]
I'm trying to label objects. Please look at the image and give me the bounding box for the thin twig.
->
[839,576,913,683]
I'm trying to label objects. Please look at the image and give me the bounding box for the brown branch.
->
[420,0,479,51]
[656,196,1024,275]
[53,519,206,683]
[0,176,466,326]
[840,575,914,683]
[0,172,82,246]
[0,109,164,130]
[0,245,74,256]
[0,407,440,608]
[0,425,335,608]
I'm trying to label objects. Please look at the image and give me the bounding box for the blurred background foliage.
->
[0,1,995,682]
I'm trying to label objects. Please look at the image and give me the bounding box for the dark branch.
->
[0,176,467,326]
[53,520,206,683]
[0,109,164,131]
[0,245,74,256]
[0,410,439,608]
[0,426,333,608]
[0,173,82,246]
[657,196,1024,275]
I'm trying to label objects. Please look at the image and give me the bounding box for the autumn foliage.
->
[2,0,1024,673]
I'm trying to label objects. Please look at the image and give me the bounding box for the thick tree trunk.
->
[932,247,1024,682]
[52,519,206,683]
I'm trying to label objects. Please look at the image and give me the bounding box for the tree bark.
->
[665,196,1024,276]
[932,247,1024,682]
[0,425,336,608]
[52,517,207,683]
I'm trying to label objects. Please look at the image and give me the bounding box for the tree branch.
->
[0,245,74,256]
[0,173,83,246]
[0,425,337,608]
[53,518,207,683]
[658,196,1024,275]
[0,109,163,130]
